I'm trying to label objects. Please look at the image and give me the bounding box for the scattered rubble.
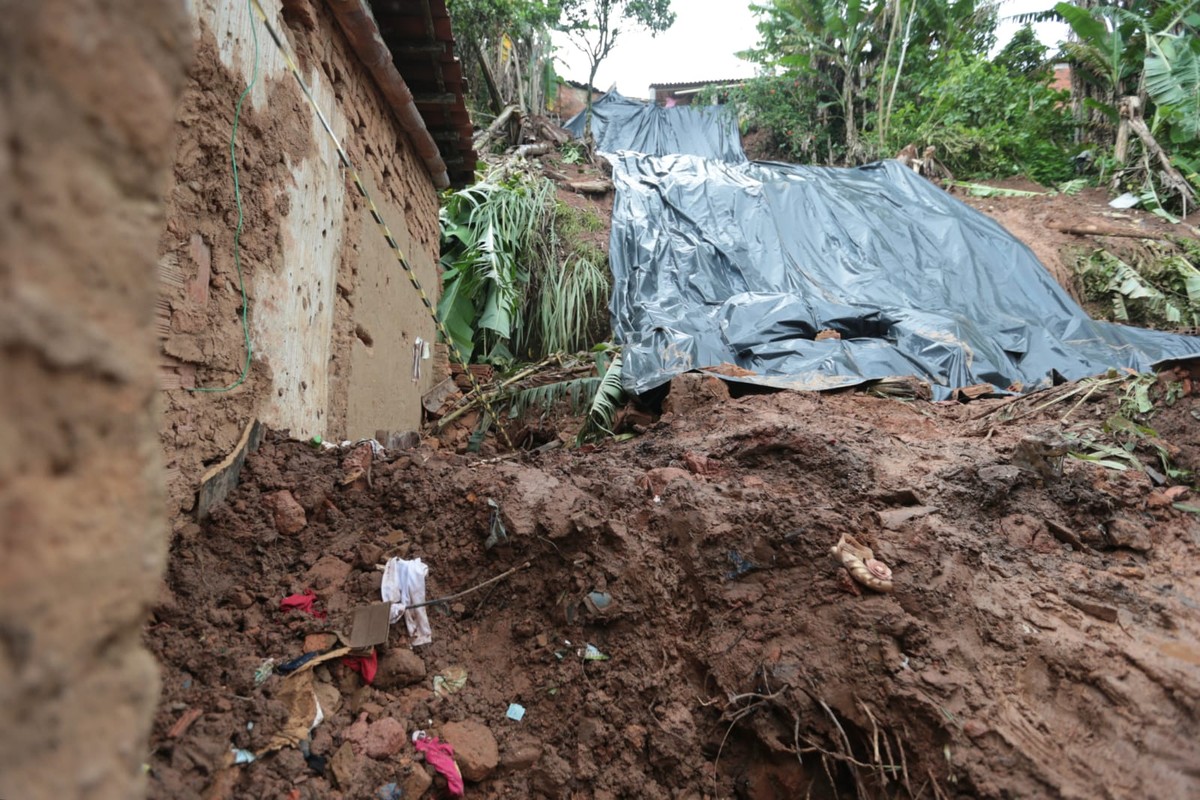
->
[146,375,1200,799]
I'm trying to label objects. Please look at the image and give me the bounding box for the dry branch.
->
[568,179,613,195]
[1045,219,1177,240]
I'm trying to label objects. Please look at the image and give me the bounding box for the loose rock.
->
[304,554,352,590]
[344,713,407,760]
[442,720,499,782]
[375,648,427,691]
[263,490,307,534]
[501,738,542,771]
[1104,516,1153,551]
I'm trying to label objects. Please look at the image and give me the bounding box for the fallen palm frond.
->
[576,351,625,445]
[506,374,602,419]
[433,348,632,447]
[1075,245,1200,329]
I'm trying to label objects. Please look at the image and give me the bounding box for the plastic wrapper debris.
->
[382,557,432,646]
[564,89,745,162]
[607,154,1200,398]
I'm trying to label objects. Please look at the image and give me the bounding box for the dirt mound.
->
[146,379,1200,799]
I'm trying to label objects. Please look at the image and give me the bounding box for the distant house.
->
[554,78,605,118]
[650,78,746,107]
[1051,64,1072,92]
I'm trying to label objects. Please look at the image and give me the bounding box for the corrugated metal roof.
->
[371,0,477,187]
[648,78,748,90]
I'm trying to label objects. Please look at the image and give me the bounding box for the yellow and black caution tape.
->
[247,0,513,449]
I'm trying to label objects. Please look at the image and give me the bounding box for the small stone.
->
[363,718,407,759]
[962,719,989,739]
[356,542,384,568]
[263,490,307,534]
[501,738,542,771]
[1104,517,1153,552]
[226,589,253,609]
[637,467,692,499]
[303,633,339,653]
[530,747,571,795]
[375,649,427,691]
[331,741,361,789]
[1067,596,1120,623]
[978,464,1021,488]
[442,720,499,782]
[402,763,434,798]
[304,555,352,590]
[344,712,406,759]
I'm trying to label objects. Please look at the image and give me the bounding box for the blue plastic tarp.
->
[564,89,745,162]
[607,153,1200,398]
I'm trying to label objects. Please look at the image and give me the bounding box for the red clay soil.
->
[145,372,1200,799]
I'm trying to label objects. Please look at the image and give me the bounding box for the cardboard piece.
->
[349,602,392,650]
[258,670,321,756]
[285,646,353,678]
[197,419,264,520]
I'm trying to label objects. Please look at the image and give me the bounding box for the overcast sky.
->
[550,0,1070,99]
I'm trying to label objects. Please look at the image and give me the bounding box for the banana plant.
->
[1145,28,1200,141]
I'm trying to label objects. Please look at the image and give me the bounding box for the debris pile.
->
[147,371,1200,798]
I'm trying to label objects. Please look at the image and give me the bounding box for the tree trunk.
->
[471,38,504,115]
[843,65,858,160]
[474,104,521,151]
[885,0,917,147]
[585,61,600,140]
[877,0,900,148]
[1121,95,1197,210]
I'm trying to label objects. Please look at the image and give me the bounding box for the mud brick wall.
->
[157,0,442,516]
[0,1,190,798]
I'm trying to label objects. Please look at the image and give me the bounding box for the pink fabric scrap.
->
[279,589,326,619]
[413,735,464,797]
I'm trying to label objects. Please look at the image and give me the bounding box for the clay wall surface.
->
[0,1,190,797]
[158,0,441,516]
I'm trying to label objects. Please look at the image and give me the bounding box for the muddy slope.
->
[146,379,1200,799]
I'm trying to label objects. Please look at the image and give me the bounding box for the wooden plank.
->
[196,419,264,520]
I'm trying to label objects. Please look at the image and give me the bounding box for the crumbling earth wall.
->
[0,1,190,798]
[157,0,442,517]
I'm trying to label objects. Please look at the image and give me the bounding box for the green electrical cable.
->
[191,0,258,393]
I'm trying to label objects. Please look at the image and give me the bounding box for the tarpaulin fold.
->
[564,89,746,162]
[607,153,1200,397]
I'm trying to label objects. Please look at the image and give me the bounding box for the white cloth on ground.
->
[381,557,432,646]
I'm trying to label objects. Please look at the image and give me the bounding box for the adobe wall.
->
[158,0,442,517]
[0,1,190,798]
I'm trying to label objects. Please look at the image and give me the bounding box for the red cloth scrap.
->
[279,589,326,619]
[342,649,378,684]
